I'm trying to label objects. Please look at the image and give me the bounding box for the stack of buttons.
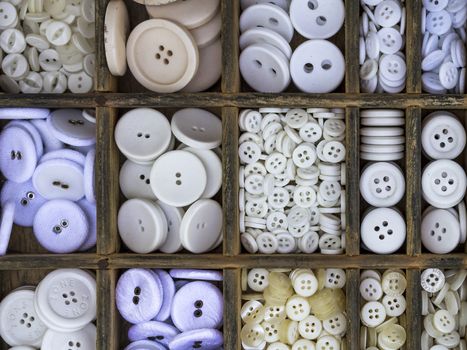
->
[421,0,466,94]
[240,268,347,350]
[359,109,406,254]
[421,268,467,349]
[0,108,97,255]
[359,0,407,93]
[104,0,221,93]
[116,268,224,350]
[0,269,97,349]
[0,0,96,93]
[116,108,223,254]
[239,0,345,93]
[238,108,346,255]
[421,111,467,254]
[359,269,407,350]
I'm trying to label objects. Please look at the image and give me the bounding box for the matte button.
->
[128,321,179,346]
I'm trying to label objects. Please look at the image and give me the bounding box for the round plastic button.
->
[422,208,460,254]
[40,323,96,350]
[421,268,445,293]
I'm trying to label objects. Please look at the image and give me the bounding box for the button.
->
[169,328,224,350]
[382,270,407,296]
[39,149,85,166]
[35,269,96,332]
[77,198,96,251]
[45,20,71,46]
[189,8,220,48]
[323,312,347,336]
[33,199,88,253]
[289,0,345,39]
[128,321,179,346]
[2,53,29,79]
[157,201,184,254]
[179,199,222,253]
[421,268,445,293]
[118,199,168,254]
[0,126,37,183]
[83,149,94,203]
[422,208,460,254]
[375,0,402,27]
[40,324,96,350]
[360,162,405,207]
[119,160,156,200]
[104,0,128,76]
[361,301,387,327]
[171,108,222,150]
[126,19,199,93]
[378,324,406,349]
[422,159,467,208]
[124,340,167,350]
[67,71,93,93]
[168,269,223,282]
[47,109,95,147]
[0,200,14,255]
[239,27,292,60]
[248,268,270,292]
[315,335,340,350]
[298,315,322,340]
[42,71,67,93]
[171,280,223,331]
[290,40,345,93]
[240,3,293,42]
[239,42,290,93]
[382,294,406,317]
[0,289,47,347]
[241,300,265,324]
[285,295,310,321]
[422,111,466,160]
[116,269,163,324]
[324,269,346,289]
[433,309,456,333]
[0,28,26,54]
[360,278,383,301]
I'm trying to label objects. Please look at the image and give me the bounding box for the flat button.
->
[158,201,184,254]
[241,300,265,324]
[0,2,18,29]
[248,268,270,292]
[171,281,223,331]
[128,321,179,346]
[189,8,220,48]
[421,268,445,293]
[119,160,156,200]
[118,199,168,254]
[361,301,387,327]
[45,20,71,46]
[115,108,171,162]
[239,27,292,60]
[35,269,96,332]
[179,199,222,253]
[169,328,224,350]
[42,71,67,93]
[47,109,95,147]
[0,28,26,54]
[382,270,407,296]
[77,198,96,251]
[2,53,29,79]
[40,323,96,350]
[124,340,167,350]
[0,289,47,347]
[0,201,14,255]
[290,0,345,39]
[126,19,199,93]
[146,0,219,30]
[33,199,88,253]
[116,269,163,324]
[360,278,383,301]
[171,108,222,150]
[38,49,61,71]
[67,71,93,93]
[422,208,460,254]
[298,315,322,340]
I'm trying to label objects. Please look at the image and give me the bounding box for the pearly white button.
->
[0,2,18,29]
[67,71,93,93]
[38,48,61,71]
[2,53,29,79]
[45,20,71,46]
[422,208,460,254]
[0,28,26,54]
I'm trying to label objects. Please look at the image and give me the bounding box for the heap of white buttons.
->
[421,111,467,254]
[116,108,223,254]
[104,0,221,93]
[421,0,466,94]
[0,108,97,255]
[360,109,406,254]
[241,268,347,350]
[421,268,467,350]
[238,108,346,254]
[359,0,407,93]
[0,269,97,349]
[239,0,345,93]
[359,269,407,350]
[0,0,96,93]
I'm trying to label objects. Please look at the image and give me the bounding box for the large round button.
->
[422,208,460,254]
[126,19,199,93]
[40,323,96,350]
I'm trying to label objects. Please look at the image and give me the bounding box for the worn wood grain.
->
[346,269,360,350]
[224,269,241,350]
[97,270,118,350]
[406,269,422,350]
[221,0,240,93]
[406,0,422,93]
[346,0,360,93]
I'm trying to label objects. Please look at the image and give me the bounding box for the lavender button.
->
[6,120,44,159]
[169,269,223,282]
[30,119,64,152]
[39,149,86,166]
[128,321,179,346]
[171,281,223,332]
[77,199,96,251]
[124,340,167,350]
[0,201,15,255]
[152,269,175,322]
[169,329,224,350]
[0,107,50,119]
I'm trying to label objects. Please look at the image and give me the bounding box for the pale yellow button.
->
[241,323,266,348]
[292,270,318,297]
[299,315,322,340]
[291,339,316,350]
[278,319,299,345]
[286,295,311,321]
[263,305,287,324]
[381,270,407,297]
[104,1,129,76]
[262,321,280,343]
[377,324,406,349]
[241,300,265,325]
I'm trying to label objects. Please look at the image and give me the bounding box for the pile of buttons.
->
[238,108,346,254]
[116,108,223,254]
[421,111,467,254]
[0,269,97,349]
[421,268,467,349]
[104,0,221,93]
[117,268,224,350]
[240,268,347,349]
[421,0,466,94]
[0,0,95,93]
[0,108,96,255]
[360,109,406,254]
[359,0,407,93]
[239,0,345,93]
[359,269,407,350]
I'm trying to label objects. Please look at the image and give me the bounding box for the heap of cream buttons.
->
[359,0,407,93]
[0,0,96,93]
[421,111,467,254]
[360,269,407,350]
[115,108,223,254]
[239,0,345,93]
[421,268,467,350]
[241,268,347,349]
[238,108,346,255]
[0,269,97,349]
[104,0,222,93]
[421,0,466,94]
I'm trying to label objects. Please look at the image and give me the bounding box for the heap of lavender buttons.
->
[116,268,224,350]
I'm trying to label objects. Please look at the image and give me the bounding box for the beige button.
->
[104,0,129,76]
[190,9,221,48]
[126,19,199,93]
[133,0,177,5]
[146,0,219,30]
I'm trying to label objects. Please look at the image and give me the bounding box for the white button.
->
[241,300,265,324]
[382,294,406,317]
[67,71,93,93]
[324,268,346,289]
[361,207,406,254]
[2,53,29,79]
[316,335,340,350]
[361,301,387,327]
[421,268,445,293]
[360,277,383,301]
[248,268,270,292]
[119,159,156,200]
[45,20,71,46]
[240,3,293,42]
[323,312,347,336]
[426,10,452,35]
[289,0,345,39]
[286,295,310,321]
[433,310,456,333]
[422,159,467,208]
[422,208,460,254]
[377,27,403,54]
[256,232,278,254]
[0,28,26,54]
[239,27,292,60]
[189,8,221,49]
[241,0,289,10]
[382,270,407,296]
[0,2,18,29]
[40,324,96,350]
[292,270,318,297]
[19,71,42,92]
[290,40,345,93]
[42,71,67,93]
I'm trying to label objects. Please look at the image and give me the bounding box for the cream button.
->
[0,2,18,29]
[45,20,71,46]
[0,28,26,54]
[67,71,93,93]
[189,8,221,49]
[2,53,29,79]
[126,19,199,93]
[104,0,128,76]
[38,48,61,71]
